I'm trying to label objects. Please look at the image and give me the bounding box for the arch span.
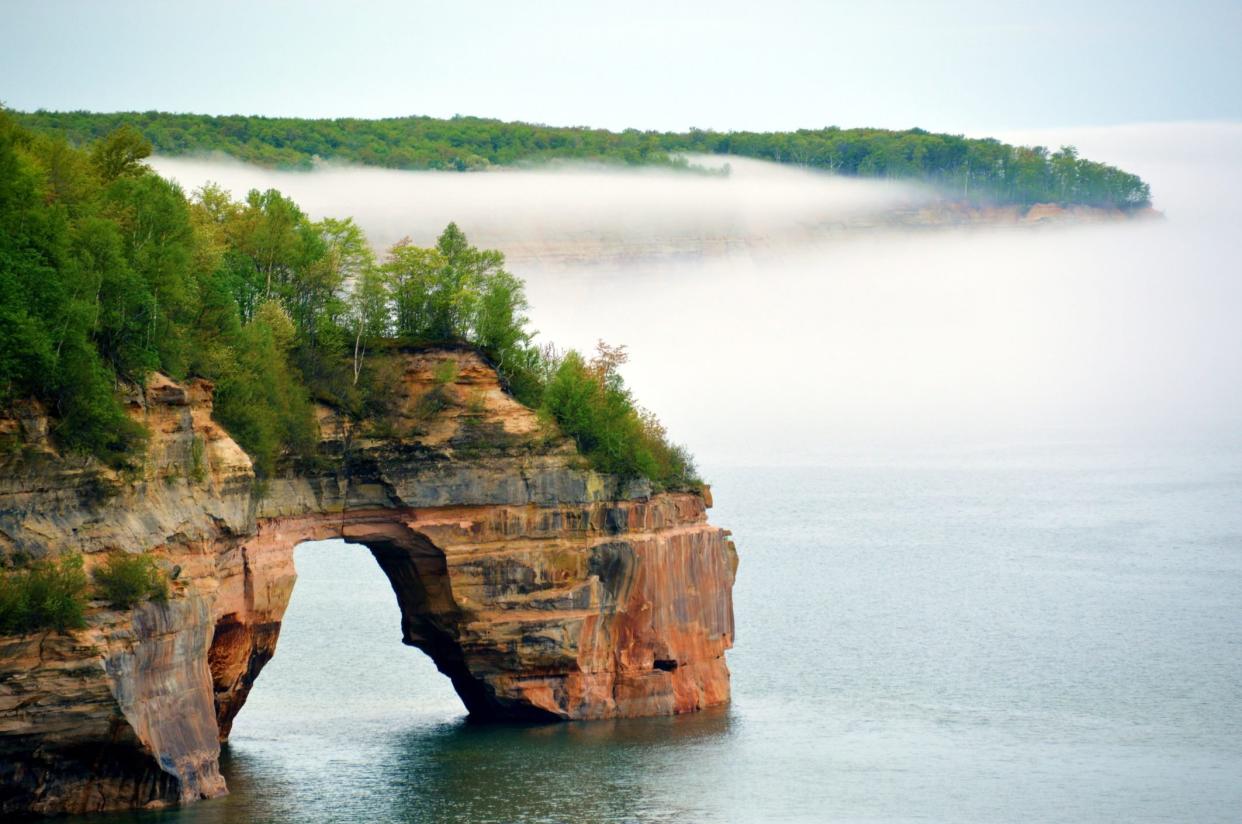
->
[208,497,737,738]
[0,348,737,816]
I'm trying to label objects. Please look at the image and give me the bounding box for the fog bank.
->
[151,155,930,266]
[151,124,1242,466]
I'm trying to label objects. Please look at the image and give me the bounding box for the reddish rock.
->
[0,348,737,816]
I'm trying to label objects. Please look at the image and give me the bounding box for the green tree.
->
[89,124,151,182]
[383,239,445,340]
[428,222,484,340]
[230,188,308,303]
[212,300,317,476]
[540,344,656,481]
[346,266,389,385]
[0,114,63,402]
[475,269,532,373]
[69,215,156,380]
[103,172,197,377]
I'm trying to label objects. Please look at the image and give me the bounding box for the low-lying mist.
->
[151,154,931,265]
[151,123,1242,466]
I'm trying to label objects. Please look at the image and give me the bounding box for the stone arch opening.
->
[206,512,570,747]
[222,538,462,735]
[202,492,735,759]
[362,533,506,720]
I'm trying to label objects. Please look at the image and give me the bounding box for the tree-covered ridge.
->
[0,113,699,491]
[13,110,1151,210]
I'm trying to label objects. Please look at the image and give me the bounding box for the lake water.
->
[109,124,1242,821]
[100,442,1242,823]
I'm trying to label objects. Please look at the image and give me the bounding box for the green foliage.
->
[91,552,168,609]
[0,109,702,491]
[382,224,532,377]
[13,110,1151,209]
[0,112,68,406]
[0,555,89,634]
[0,110,326,473]
[415,385,452,421]
[476,270,531,363]
[189,435,206,483]
[89,124,152,182]
[53,339,148,466]
[102,172,197,377]
[212,301,318,476]
[354,354,405,437]
[0,110,161,463]
[339,222,386,387]
[433,360,458,385]
[384,242,444,341]
[539,344,701,490]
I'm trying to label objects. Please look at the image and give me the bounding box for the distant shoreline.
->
[10,108,1154,211]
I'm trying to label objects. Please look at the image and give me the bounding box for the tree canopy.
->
[12,110,1151,209]
[0,111,699,490]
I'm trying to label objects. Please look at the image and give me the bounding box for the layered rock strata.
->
[0,348,737,816]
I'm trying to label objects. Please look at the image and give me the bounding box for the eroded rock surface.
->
[0,348,737,816]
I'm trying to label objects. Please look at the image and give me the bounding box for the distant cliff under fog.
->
[149,154,1156,268]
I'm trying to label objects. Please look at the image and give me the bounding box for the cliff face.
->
[0,349,737,817]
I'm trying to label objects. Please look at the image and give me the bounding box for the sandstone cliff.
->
[0,348,737,817]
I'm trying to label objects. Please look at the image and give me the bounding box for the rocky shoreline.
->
[0,349,737,816]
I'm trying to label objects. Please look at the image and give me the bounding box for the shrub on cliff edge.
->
[0,555,89,634]
[539,343,702,491]
[92,552,169,609]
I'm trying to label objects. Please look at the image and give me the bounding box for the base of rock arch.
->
[0,348,737,817]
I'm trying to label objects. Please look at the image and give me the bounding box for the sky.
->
[3,0,1241,133]
[5,1,1241,464]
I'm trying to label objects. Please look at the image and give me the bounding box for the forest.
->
[12,110,1151,210]
[0,111,699,492]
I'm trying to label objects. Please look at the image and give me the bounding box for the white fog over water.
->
[132,124,1242,824]
[150,122,1242,466]
[13,1,1242,819]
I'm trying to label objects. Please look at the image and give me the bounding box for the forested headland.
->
[12,109,1151,210]
[0,112,699,491]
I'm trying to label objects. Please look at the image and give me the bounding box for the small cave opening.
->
[653,659,679,672]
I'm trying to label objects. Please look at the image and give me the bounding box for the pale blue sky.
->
[3,0,1239,132]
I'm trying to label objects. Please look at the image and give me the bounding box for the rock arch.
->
[0,348,737,815]
[210,495,737,740]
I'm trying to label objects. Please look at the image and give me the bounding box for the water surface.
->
[105,124,1242,822]
[102,443,1242,823]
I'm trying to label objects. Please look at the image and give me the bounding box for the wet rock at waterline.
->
[0,348,736,816]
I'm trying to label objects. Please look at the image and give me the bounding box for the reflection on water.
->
[94,541,742,824]
[168,710,735,824]
[377,711,734,824]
